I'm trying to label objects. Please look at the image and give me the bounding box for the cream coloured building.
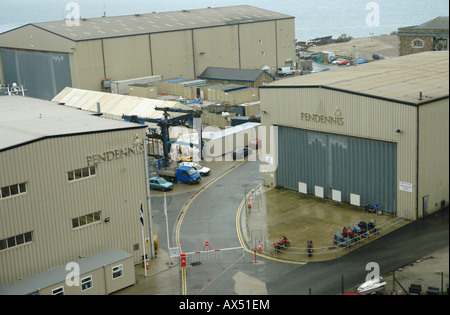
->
[0,5,295,100]
[260,51,449,220]
[0,96,150,291]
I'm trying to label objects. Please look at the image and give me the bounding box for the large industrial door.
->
[1,48,72,100]
[277,126,397,213]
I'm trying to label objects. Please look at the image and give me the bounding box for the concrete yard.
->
[243,186,408,262]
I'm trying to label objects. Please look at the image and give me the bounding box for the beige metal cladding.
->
[36,252,135,295]
[72,39,105,91]
[129,84,158,98]
[276,19,296,68]
[418,99,449,217]
[260,87,419,220]
[150,30,195,79]
[0,24,74,53]
[239,21,277,70]
[193,25,240,74]
[0,6,296,95]
[0,128,149,286]
[222,88,259,106]
[102,35,152,81]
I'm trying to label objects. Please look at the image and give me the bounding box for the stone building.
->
[398,16,448,56]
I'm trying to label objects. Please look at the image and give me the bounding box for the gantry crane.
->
[122,107,203,168]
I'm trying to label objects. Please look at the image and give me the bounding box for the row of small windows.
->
[51,265,124,295]
[68,166,97,181]
[1,166,97,201]
[0,182,27,199]
[0,231,33,251]
[72,211,102,228]
[1,211,102,251]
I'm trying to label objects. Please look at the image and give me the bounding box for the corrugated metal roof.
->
[0,95,145,151]
[210,84,248,92]
[52,87,192,121]
[264,51,449,105]
[179,79,207,87]
[198,66,275,82]
[12,5,293,42]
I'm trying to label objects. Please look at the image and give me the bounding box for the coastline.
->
[306,34,400,60]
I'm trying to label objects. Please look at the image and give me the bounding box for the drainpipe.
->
[416,98,420,220]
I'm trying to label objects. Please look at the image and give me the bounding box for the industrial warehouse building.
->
[0,96,151,293]
[260,51,449,220]
[198,67,276,89]
[0,5,295,100]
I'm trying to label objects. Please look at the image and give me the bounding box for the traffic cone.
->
[258,241,262,251]
[145,260,150,270]
[248,198,252,209]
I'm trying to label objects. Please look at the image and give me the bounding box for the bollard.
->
[180,253,187,267]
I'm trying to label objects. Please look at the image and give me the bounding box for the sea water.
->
[0,0,448,40]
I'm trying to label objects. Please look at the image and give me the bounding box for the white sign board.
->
[169,247,180,258]
[332,189,342,202]
[399,181,413,192]
[350,193,360,206]
[315,185,324,198]
[298,182,307,194]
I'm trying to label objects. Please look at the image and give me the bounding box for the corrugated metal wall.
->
[278,126,397,213]
[1,48,71,100]
[0,128,149,286]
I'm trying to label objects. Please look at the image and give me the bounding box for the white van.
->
[276,67,295,76]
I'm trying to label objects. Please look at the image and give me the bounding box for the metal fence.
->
[248,216,405,260]
[242,184,407,260]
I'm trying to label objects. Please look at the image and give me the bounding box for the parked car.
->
[337,59,350,65]
[149,177,173,191]
[232,146,250,160]
[328,56,338,63]
[276,67,295,76]
[331,58,345,64]
[179,162,211,176]
[372,53,384,60]
[304,52,318,60]
[249,138,262,149]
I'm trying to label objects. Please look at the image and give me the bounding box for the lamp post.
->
[144,137,155,259]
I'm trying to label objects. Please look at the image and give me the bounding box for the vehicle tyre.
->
[286,241,290,247]
[161,188,166,192]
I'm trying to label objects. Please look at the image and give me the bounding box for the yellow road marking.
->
[236,186,307,265]
[175,157,249,251]
[175,157,251,295]
[176,152,304,295]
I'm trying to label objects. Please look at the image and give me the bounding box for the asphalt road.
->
[153,159,449,295]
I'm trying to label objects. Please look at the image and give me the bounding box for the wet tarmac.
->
[113,158,437,295]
